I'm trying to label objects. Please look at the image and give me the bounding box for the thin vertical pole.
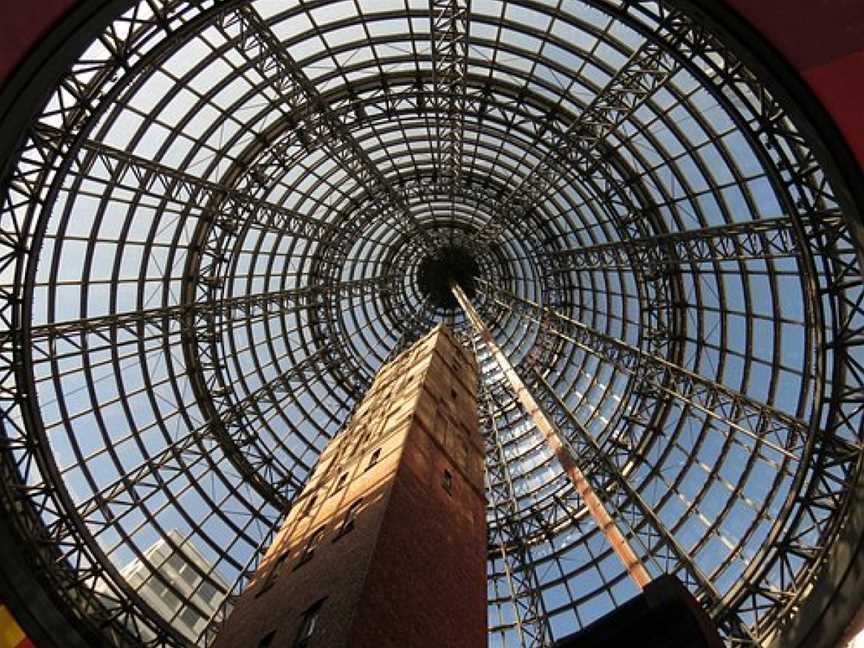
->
[451,283,652,589]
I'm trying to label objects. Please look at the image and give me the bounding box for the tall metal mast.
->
[451,282,652,589]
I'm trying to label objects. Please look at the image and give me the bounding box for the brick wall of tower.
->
[211,325,486,648]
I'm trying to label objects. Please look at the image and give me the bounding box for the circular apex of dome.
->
[416,245,480,309]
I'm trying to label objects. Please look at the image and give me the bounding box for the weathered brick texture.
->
[212,325,486,648]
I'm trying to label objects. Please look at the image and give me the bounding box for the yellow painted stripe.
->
[0,605,26,648]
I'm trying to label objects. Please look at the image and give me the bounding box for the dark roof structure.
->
[1,1,863,647]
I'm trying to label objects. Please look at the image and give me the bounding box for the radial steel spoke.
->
[548,214,842,271]
[68,346,330,530]
[10,275,396,345]
[219,5,438,253]
[35,124,335,242]
[526,369,760,643]
[476,278,810,461]
[209,4,441,409]
[475,335,551,648]
[0,1,861,647]
[476,35,679,244]
[199,521,280,647]
[430,0,470,192]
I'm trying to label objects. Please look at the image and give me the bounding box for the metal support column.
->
[451,283,652,589]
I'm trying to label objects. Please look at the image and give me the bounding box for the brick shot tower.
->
[212,325,486,648]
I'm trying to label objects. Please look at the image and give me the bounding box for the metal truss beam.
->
[69,342,331,531]
[219,5,437,253]
[477,278,810,461]
[195,333,362,505]
[689,30,864,637]
[527,369,759,643]
[34,124,333,242]
[0,3,251,646]
[241,72,618,247]
[382,295,437,362]
[210,5,437,408]
[6,276,394,346]
[0,1,860,647]
[61,344,331,539]
[73,429,228,525]
[302,296,375,399]
[430,0,470,190]
[199,522,280,647]
[548,214,841,271]
[477,35,679,244]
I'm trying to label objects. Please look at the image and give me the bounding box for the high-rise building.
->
[113,530,230,644]
[212,325,486,648]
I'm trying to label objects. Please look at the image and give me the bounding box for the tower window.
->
[296,527,325,567]
[332,472,348,493]
[359,426,372,447]
[442,469,453,495]
[257,551,289,596]
[295,598,325,647]
[335,499,363,539]
[304,493,317,516]
[367,448,381,469]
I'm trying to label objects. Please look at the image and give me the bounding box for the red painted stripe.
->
[0,1,76,87]
[803,49,864,168]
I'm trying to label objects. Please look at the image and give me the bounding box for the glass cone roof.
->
[1,0,863,646]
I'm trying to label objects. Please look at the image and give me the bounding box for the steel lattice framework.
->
[0,1,863,647]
